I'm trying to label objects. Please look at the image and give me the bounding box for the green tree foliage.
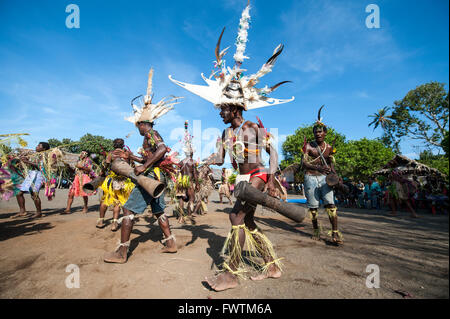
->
[228,172,237,185]
[334,138,395,181]
[47,134,113,156]
[417,150,449,177]
[442,130,449,158]
[77,133,114,155]
[0,144,12,155]
[47,138,62,149]
[368,106,392,131]
[371,82,449,153]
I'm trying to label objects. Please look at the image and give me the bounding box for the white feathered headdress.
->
[125,68,183,125]
[168,1,294,111]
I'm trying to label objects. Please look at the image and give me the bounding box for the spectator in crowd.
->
[356,180,365,208]
[363,178,381,209]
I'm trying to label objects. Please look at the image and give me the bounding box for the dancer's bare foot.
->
[31,212,42,218]
[311,229,321,241]
[161,238,177,253]
[103,246,128,263]
[110,220,119,231]
[205,272,238,291]
[82,207,88,214]
[410,213,418,218]
[250,263,281,281]
[62,208,71,214]
[178,216,186,224]
[11,212,27,219]
[188,216,196,225]
[388,212,397,216]
[96,218,106,229]
[332,233,343,245]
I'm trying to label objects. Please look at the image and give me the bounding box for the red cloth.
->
[69,174,93,197]
[247,167,268,183]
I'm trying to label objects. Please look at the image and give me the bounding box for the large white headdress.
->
[169,2,294,111]
[125,68,183,125]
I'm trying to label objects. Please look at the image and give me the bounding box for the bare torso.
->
[303,141,334,176]
[223,120,265,175]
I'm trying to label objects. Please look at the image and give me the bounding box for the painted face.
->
[80,151,88,159]
[137,122,151,136]
[35,144,43,152]
[219,105,233,124]
[314,127,326,143]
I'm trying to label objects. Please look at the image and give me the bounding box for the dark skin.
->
[302,127,341,244]
[104,121,176,262]
[177,153,199,222]
[219,168,232,204]
[97,142,130,230]
[64,151,93,214]
[193,165,215,215]
[205,104,280,291]
[13,143,46,218]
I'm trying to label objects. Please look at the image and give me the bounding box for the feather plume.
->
[269,81,291,92]
[233,4,251,64]
[146,68,154,101]
[317,105,325,123]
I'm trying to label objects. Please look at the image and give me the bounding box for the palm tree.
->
[368,107,392,131]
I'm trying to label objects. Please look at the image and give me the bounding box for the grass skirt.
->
[220,224,283,278]
[100,171,135,206]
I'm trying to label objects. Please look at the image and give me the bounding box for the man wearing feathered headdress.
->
[103,68,183,263]
[174,120,199,224]
[169,1,294,291]
[301,105,343,245]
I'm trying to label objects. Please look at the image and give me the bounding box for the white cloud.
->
[43,107,58,114]
[280,0,405,88]
[356,91,370,98]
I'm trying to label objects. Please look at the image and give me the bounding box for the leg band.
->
[117,214,134,225]
[309,209,318,221]
[327,229,344,239]
[161,234,176,244]
[326,207,337,218]
[115,240,130,252]
[158,213,168,223]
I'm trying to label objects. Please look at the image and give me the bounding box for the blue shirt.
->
[364,182,381,196]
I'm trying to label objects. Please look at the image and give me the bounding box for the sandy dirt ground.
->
[0,189,448,299]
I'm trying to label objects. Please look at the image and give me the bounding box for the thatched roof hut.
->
[374,154,445,179]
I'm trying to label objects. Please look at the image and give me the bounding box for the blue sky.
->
[0,0,448,165]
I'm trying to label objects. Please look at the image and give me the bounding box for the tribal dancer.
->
[0,134,28,203]
[103,67,182,263]
[175,121,199,223]
[218,168,233,205]
[193,164,215,215]
[64,150,97,214]
[96,138,135,231]
[169,1,294,291]
[301,106,343,245]
[0,158,24,203]
[13,142,50,218]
